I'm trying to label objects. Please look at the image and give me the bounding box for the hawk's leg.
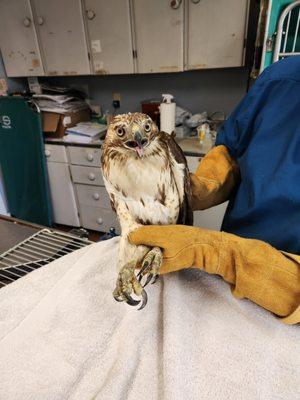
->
[112,200,161,309]
[114,233,149,309]
[137,247,162,287]
[113,260,148,310]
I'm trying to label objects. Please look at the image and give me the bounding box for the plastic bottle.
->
[160,94,176,134]
[202,125,213,153]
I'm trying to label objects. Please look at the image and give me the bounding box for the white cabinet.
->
[83,0,134,74]
[67,146,120,234]
[70,165,104,186]
[0,0,250,76]
[68,146,101,167]
[132,0,184,73]
[186,155,228,231]
[30,0,90,75]
[186,0,249,69]
[45,145,80,227]
[0,0,44,77]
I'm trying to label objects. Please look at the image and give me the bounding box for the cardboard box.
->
[42,109,91,138]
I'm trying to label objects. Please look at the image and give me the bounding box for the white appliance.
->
[44,144,80,227]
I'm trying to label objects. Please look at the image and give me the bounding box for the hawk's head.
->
[105,113,160,158]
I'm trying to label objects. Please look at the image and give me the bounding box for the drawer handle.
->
[23,17,31,27]
[93,193,100,200]
[87,153,94,162]
[86,9,96,20]
[88,172,95,181]
[97,217,103,225]
[45,149,51,157]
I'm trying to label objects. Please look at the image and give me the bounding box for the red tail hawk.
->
[101,112,193,309]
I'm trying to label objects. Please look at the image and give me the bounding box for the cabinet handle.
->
[86,9,96,20]
[45,149,51,157]
[97,217,103,225]
[37,16,44,25]
[88,172,95,181]
[23,17,31,27]
[170,0,182,9]
[191,0,201,3]
[93,193,100,200]
[86,153,94,162]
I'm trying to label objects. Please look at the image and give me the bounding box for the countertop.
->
[44,136,207,157]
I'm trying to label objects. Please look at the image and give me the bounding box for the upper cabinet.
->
[83,0,134,75]
[186,0,249,69]
[0,0,44,77]
[132,0,184,73]
[0,0,250,77]
[30,0,90,75]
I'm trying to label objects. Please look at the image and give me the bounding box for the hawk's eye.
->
[116,127,125,137]
[144,123,151,133]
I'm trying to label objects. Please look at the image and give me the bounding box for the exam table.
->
[0,216,299,400]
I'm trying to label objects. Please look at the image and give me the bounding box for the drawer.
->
[44,144,68,163]
[75,184,111,209]
[68,146,102,167]
[80,205,120,233]
[70,165,104,186]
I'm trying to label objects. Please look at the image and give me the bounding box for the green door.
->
[0,97,52,226]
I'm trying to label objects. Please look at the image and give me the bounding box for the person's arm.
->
[190,145,240,210]
[129,225,300,325]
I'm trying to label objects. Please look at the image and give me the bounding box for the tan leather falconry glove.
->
[189,145,240,210]
[129,225,300,324]
[129,145,300,324]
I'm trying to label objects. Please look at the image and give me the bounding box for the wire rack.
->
[0,229,92,288]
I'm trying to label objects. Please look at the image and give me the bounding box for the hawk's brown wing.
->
[159,131,193,226]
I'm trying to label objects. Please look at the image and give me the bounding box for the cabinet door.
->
[47,161,80,227]
[83,0,134,74]
[0,0,44,77]
[132,0,184,73]
[186,0,249,69]
[31,0,90,75]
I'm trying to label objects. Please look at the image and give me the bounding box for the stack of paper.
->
[64,122,107,143]
[33,94,88,114]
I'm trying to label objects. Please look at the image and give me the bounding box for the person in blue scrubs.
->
[130,57,300,324]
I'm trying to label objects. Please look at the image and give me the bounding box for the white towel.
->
[0,237,299,400]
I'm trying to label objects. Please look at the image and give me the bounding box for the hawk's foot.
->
[113,261,148,310]
[137,247,162,288]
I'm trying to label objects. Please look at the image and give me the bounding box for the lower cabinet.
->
[45,144,226,233]
[45,145,80,227]
[80,204,120,233]
[67,145,120,234]
[45,143,120,233]
[75,183,120,233]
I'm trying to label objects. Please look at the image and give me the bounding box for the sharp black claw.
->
[113,294,124,302]
[124,292,140,306]
[138,289,148,310]
[136,261,149,278]
[142,274,153,288]
[151,275,159,284]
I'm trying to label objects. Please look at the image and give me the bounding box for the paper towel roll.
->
[160,102,176,134]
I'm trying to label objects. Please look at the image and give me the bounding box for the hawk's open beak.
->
[124,130,148,157]
[134,132,147,158]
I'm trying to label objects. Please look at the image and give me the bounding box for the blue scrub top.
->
[216,56,300,254]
